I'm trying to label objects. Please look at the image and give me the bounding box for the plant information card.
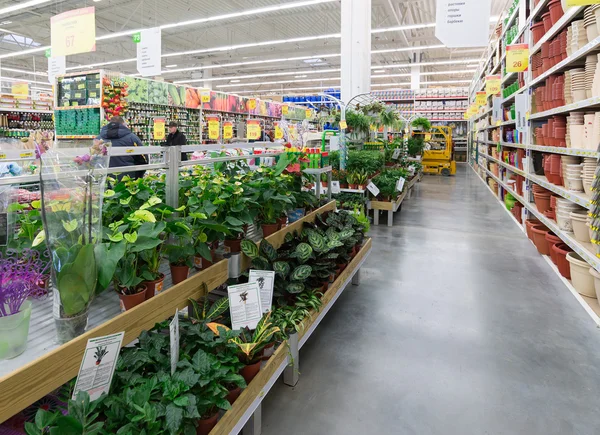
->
[248,270,275,314]
[228,282,263,330]
[73,332,125,400]
[170,309,180,375]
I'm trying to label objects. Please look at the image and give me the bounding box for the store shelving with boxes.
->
[0,94,54,139]
[469,0,600,322]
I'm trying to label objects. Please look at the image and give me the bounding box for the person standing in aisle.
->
[98,116,147,179]
[165,121,188,161]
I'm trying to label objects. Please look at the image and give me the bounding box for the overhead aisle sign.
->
[136,28,162,77]
[48,55,66,84]
[476,92,486,107]
[51,7,96,57]
[435,0,491,47]
[486,75,501,97]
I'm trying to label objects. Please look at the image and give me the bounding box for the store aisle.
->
[262,164,600,435]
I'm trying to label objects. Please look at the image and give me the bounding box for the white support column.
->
[341,0,371,103]
[411,64,421,90]
[202,68,213,90]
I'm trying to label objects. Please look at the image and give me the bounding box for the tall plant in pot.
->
[165,214,194,285]
[39,140,111,343]
[251,170,293,237]
[0,250,48,360]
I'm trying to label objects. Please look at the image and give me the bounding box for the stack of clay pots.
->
[584,6,599,43]
[582,158,596,194]
[571,69,587,102]
[564,162,584,192]
[567,112,584,147]
[543,154,563,185]
[556,196,586,231]
[533,183,552,212]
[568,21,588,57]
[586,55,599,99]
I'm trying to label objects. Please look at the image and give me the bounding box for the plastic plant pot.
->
[553,243,573,279]
[545,232,562,264]
[589,267,600,300]
[566,252,596,298]
[531,225,551,255]
[0,300,32,360]
[118,286,147,312]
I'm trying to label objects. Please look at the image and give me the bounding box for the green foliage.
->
[346,150,384,175]
[407,137,425,157]
[411,117,431,131]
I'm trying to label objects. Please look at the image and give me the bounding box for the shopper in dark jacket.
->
[98,116,146,179]
[165,121,188,161]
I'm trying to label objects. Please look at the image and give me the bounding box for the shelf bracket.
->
[283,332,299,387]
[242,403,261,435]
[352,269,361,286]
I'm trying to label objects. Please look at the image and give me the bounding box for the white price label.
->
[392,149,401,160]
[170,310,180,375]
[248,270,275,314]
[366,182,380,197]
[228,282,263,330]
[396,177,406,192]
[331,180,341,194]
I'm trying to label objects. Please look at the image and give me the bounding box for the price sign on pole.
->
[476,91,486,107]
[51,7,96,57]
[223,121,233,140]
[486,75,501,97]
[207,116,220,140]
[12,83,29,99]
[282,105,289,115]
[506,44,529,72]
[246,119,261,140]
[200,90,211,104]
[274,122,283,140]
[305,109,312,119]
[339,120,347,130]
[153,117,166,140]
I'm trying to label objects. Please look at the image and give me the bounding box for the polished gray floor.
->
[262,165,600,435]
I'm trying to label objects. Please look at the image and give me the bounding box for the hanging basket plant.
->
[411,117,431,131]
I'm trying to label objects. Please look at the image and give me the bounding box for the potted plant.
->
[0,250,48,360]
[165,219,195,284]
[251,171,294,237]
[355,171,369,190]
[39,140,110,343]
[411,117,431,132]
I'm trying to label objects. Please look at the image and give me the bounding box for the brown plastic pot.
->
[196,413,219,435]
[531,225,551,255]
[226,386,242,405]
[276,216,287,229]
[170,264,189,285]
[545,232,562,265]
[261,342,275,361]
[118,286,147,312]
[240,361,261,384]
[525,219,541,240]
[142,273,165,300]
[224,238,242,253]
[553,243,573,279]
[533,193,551,213]
[261,223,279,237]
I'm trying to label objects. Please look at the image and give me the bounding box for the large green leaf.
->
[57,244,97,316]
[339,228,355,240]
[295,243,313,263]
[286,282,305,294]
[273,261,290,278]
[241,240,259,259]
[252,256,271,270]
[206,297,229,321]
[165,403,183,435]
[308,232,326,252]
[326,240,344,250]
[291,265,312,281]
[95,241,126,292]
[259,239,277,262]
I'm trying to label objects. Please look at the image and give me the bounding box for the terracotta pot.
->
[224,238,242,253]
[240,361,261,384]
[118,286,147,312]
[196,413,219,435]
[340,183,348,188]
[349,184,358,189]
[533,193,551,213]
[322,181,328,188]
[170,264,189,285]
[226,386,242,405]
[545,232,562,265]
[531,225,551,255]
[142,273,165,300]
[261,223,279,237]
[276,216,287,229]
[261,342,275,361]
[553,243,573,279]
[525,219,540,241]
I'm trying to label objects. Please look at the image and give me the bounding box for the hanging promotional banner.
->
[11,83,29,99]
[435,0,491,47]
[274,122,283,139]
[282,105,289,115]
[136,27,161,77]
[223,121,233,139]
[48,55,66,84]
[476,92,486,107]
[566,0,600,5]
[305,109,312,119]
[289,125,298,141]
[153,117,166,140]
[506,44,529,72]
[246,119,261,140]
[207,115,220,140]
[339,120,347,130]
[248,99,257,110]
[51,6,96,57]
[486,75,502,97]
[200,90,211,103]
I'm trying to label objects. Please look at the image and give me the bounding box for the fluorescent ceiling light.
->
[165,64,178,68]
[295,75,308,78]
[217,77,340,88]
[0,76,48,85]
[235,85,341,94]
[174,68,340,84]
[0,0,51,17]
[373,44,445,54]
[373,70,386,73]
[489,15,499,22]
[2,67,47,76]
[372,69,476,79]
[371,23,436,34]
[1,21,12,25]
[66,57,136,71]
[230,79,241,83]
[373,58,479,69]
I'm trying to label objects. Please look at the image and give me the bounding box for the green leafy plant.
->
[411,117,431,131]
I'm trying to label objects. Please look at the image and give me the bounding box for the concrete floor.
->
[262,164,600,435]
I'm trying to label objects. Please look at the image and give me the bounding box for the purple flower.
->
[81,154,91,163]
[74,156,83,165]
[0,250,49,317]
[101,146,108,156]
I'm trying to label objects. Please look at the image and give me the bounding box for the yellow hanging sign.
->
[153,117,165,141]
[200,90,211,104]
[282,105,289,115]
[246,119,261,140]
[12,82,29,99]
[223,121,233,140]
[207,116,220,140]
[248,99,257,110]
[289,125,298,141]
[486,75,501,97]
[476,92,486,107]
[50,6,96,57]
[274,123,283,140]
[506,43,529,72]
[339,120,347,130]
[566,0,600,5]
[305,109,312,119]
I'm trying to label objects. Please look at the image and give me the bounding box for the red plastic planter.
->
[532,225,551,255]
[545,232,562,264]
[553,243,573,279]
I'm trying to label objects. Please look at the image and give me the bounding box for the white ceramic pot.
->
[567,252,596,297]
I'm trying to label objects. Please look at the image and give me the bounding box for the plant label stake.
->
[396,177,406,192]
[366,182,380,197]
[392,149,401,160]
[72,332,125,400]
[331,180,341,194]
[248,270,275,314]
[228,281,263,330]
[170,309,180,375]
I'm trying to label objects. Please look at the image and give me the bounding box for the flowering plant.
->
[0,250,49,317]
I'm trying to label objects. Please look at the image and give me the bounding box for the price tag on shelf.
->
[169,310,179,375]
[78,83,86,90]
[11,82,28,99]
[339,120,347,130]
[476,91,486,107]
[331,180,341,194]
[282,105,289,115]
[274,123,283,140]
[0,153,6,160]
[72,332,124,401]
[396,177,406,192]
[200,90,211,104]
[19,152,34,158]
[89,91,97,98]
[566,0,599,6]
[50,6,96,57]
[153,117,165,141]
[486,75,501,97]
[392,149,401,160]
[207,116,220,140]
[223,121,233,140]
[125,148,134,154]
[507,44,529,73]
[366,182,380,197]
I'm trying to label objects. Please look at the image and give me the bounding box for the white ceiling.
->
[0,0,508,95]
